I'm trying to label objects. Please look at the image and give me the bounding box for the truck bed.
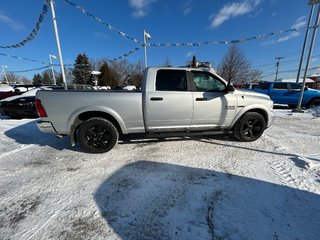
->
[37,90,144,135]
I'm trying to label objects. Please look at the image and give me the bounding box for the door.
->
[190,71,238,129]
[145,69,193,132]
[270,82,301,105]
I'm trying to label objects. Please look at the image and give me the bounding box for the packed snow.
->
[0,108,320,240]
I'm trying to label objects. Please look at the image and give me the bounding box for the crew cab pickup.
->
[250,82,320,108]
[36,67,274,153]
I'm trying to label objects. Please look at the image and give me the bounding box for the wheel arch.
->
[67,107,126,146]
[230,106,269,130]
[307,97,320,108]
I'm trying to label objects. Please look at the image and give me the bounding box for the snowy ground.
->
[0,108,320,240]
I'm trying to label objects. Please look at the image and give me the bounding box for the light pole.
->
[49,54,57,85]
[143,30,151,68]
[49,0,67,90]
[1,65,8,84]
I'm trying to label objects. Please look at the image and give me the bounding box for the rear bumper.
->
[37,120,57,134]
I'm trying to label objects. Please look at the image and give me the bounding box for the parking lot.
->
[0,109,320,240]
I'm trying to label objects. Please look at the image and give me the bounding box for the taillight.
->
[35,99,48,117]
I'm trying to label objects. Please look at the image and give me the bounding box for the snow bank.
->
[308,105,320,117]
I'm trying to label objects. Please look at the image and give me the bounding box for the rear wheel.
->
[78,117,119,153]
[288,104,297,109]
[234,112,266,142]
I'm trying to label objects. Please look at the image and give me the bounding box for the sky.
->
[0,0,320,82]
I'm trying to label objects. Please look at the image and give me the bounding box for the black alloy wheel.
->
[78,117,119,153]
[234,112,266,142]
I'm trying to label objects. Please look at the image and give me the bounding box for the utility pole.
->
[295,4,315,83]
[274,57,284,81]
[295,1,320,112]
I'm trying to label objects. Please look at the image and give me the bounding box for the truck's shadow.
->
[3,120,84,152]
[94,161,320,240]
[3,120,237,153]
[4,121,319,162]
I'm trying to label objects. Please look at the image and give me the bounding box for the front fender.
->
[229,104,274,129]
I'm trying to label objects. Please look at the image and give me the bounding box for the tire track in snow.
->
[270,159,320,194]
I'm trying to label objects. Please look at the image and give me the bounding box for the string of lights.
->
[0,0,49,49]
[0,52,48,65]
[7,65,51,73]
[63,0,142,45]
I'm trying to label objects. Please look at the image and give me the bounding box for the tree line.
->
[1,45,262,86]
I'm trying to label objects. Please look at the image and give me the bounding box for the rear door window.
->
[273,83,287,90]
[288,83,302,90]
[155,70,187,91]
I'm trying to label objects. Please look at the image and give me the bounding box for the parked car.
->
[250,82,320,108]
[0,87,49,119]
[112,85,137,91]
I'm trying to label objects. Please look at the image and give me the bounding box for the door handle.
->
[150,97,163,101]
[196,97,207,101]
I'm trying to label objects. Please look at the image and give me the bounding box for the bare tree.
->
[5,73,21,84]
[218,44,261,84]
[109,59,144,86]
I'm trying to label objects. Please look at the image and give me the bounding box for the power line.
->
[261,65,320,78]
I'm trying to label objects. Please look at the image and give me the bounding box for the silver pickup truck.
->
[36,67,274,153]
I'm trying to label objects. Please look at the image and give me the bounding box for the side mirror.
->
[304,86,308,91]
[226,84,235,92]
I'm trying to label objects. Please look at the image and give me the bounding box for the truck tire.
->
[234,112,266,142]
[309,98,320,108]
[78,117,119,153]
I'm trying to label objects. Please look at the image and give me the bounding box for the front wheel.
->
[78,117,119,153]
[308,99,320,108]
[234,112,266,142]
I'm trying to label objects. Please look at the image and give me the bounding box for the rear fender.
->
[67,106,127,146]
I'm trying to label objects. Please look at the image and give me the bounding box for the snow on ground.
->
[0,108,320,240]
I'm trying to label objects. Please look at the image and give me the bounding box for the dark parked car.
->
[0,88,44,119]
[0,85,96,119]
[0,84,41,100]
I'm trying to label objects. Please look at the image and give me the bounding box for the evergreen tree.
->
[42,70,52,84]
[98,61,118,87]
[72,53,93,85]
[32,74,42,85]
